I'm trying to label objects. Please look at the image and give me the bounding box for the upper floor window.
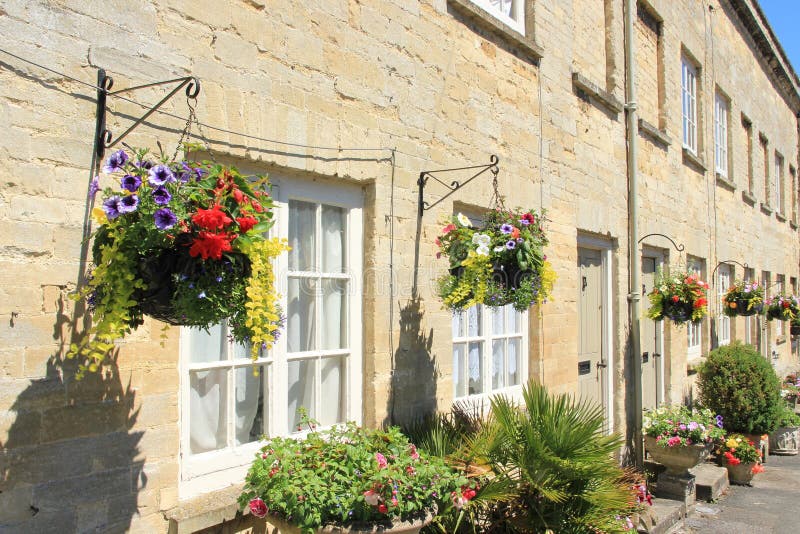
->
[714,92,729,177]
[775,153,784,214]
[180,178,363,497]
[470,0,525,34]
[717,264,731,346]
[681,57,698,154]
[687,258,704,359]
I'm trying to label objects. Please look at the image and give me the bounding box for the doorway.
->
[641,254,664,410]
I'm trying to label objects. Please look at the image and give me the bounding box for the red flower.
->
[248,498,268,518]
[378,504,388,514]
[462,487,477,501]
[521,212,535,225]
[751,463,765,474]
[783,301,790,308]
[192,204,232,230]
[189,231,233,260]
[232,188,245,204]
[671,295,680,303]
[236,216,258,233]
[442,223,456,234]
[694,297,707,309]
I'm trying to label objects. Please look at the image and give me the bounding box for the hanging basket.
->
[661,301,694,323]
[734,298,763,316]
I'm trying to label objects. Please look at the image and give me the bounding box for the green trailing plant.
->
[775,404,800,428]
[696,342,783,434]
[722,279,764,316]
[764,294,800,321]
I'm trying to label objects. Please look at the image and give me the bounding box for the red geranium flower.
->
[192,204,232,230]
[236,216,258,233]
[378,504,388,514]
[189,231,233,260]
[232,188,245,204]
[671,295,680,303]
[694,298,707,309]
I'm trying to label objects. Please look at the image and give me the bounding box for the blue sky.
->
[757,0,800,75]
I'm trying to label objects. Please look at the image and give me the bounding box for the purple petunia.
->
[118,194,139,214]
[102,196,122,219]
[505,240,516,250]
[89,175,100,200]
[154,207,178,230]
[519,218,530,226]
[102,150,129,174]
[121,174,142,192]
[500,224,513,234]
[134,159,153,170]
[148,164,175,186]
[152,186,172,205]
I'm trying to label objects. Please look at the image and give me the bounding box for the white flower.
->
[456,213,471,227]
[476,245,490,256]
[494,246,505,252]
[363,490,381,506]
[471,233,491,247]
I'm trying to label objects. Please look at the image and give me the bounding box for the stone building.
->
[0,0,798,531]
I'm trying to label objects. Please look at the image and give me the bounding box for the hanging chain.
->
[171,97,195,162]
[190,98,218,164]
[489,166,506,211]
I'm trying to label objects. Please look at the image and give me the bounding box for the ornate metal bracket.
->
[93,68,201,162]
[710,260,749,285]
[637,233,685,253]
[417,155,499,217]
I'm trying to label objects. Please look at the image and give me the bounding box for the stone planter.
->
[265,513,433,534]
[725,462,757,485]
[645,436,708,476]
[769,426,800,455]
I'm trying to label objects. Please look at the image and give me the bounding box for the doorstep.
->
[638,498,686,534]
[691,463,729,502]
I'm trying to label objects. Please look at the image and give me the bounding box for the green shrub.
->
[696,342,782,434]
[776,404,800,427]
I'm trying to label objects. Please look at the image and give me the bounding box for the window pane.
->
[189,369,228,453]
[468,341,483,395]
[186,325,225,363]
[322,278,347,350]
[508,305,522,334]
[492,306,505,335]
[452,311,464,338]
[321,206,345,273]
[467,306,482,337]
[453,343,466,397]
[492,339,504,390]
[288,359,315,432]
[508,338,520,386]
[235,366,265,445]
[289,200,316,271]
[320,356,345,426]
[288,277,316,353]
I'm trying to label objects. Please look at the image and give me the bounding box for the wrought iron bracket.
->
[417,155,499,217]
[93,68,200,162]
[710,260,749,285]
[637,233,685,253]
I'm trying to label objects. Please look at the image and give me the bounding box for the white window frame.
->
[775,153,784,214]
[717,264,731,346]
[452,304,529,410]
[714,92,729,177]
[776,274,785,338]
[681,57,698,154]
[469,0,526,35]
[687,259,704,359]
[179,177,363,498]
[744,268,755,345]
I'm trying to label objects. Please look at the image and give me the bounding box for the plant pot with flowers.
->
[646,270,709,325]
[642,406,724,476]
[436,209,555,311]
[239,415,471,534]
[765,294,800,322]
[722,280,764,317]
[768,405,800,456]
[718,434,764,485]
[68,147,288,377]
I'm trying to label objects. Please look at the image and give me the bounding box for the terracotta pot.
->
[265,512,433,534]
[644,436,708,476]
[725,461,757,485]
[769,426,800,455]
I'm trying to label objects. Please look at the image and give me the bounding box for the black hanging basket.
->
[735,299,763,316]
[662,300,694,323]
[790,324,800,336]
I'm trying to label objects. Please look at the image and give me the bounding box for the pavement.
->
[671,453,800,533]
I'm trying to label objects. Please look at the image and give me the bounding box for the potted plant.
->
[436,209,555,310]
[718,434,764,485]
[642,405,724,476]
[721,280,764,316]
[782,374,799,406]
[765,294,800,322]
[791,318,800,336]
[69,147,288,377]
[646,270,709,324]
[768,405,800,456]
[239,417,470,534]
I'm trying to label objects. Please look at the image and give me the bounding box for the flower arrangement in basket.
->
[238,415,469,534]
[643,405,725,448]
[646,270,708,324]
[68,147,288,377]
[718,434,763,469]
[722,280,764,317]
[436,209,555,311]
[764,294,800,321]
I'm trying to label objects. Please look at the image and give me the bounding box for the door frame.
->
[642,247,665,407]
[577,235,614,433]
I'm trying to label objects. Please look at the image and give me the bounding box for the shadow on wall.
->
[385,297,438,428]
[0,292,144,533]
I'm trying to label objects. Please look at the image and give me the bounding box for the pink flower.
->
[248,498,268,518]
[378,504,388,514]
[409,444,420,460]
[375,452,388,469]
[751,463,765,474]
[363,490,381,506]
[451,491,468,510]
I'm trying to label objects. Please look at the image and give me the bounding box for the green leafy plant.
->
[436,209,555,311]
[718,434,762,465]
[696,342,783,434]
[238,415,468,534]
[764,294,800,321]
[722,279,764,316]
[775,405,800,427]
[646,269,708,324]
[643,405,725,448]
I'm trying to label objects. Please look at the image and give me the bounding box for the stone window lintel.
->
[572,72,624,116]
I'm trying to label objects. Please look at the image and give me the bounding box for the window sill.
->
[572,72,623,116]
[715,172,736,191]
[639,118,671,147]
[776,335,787,345]
[760,202,774,216]
[790,220,798,230]
[742,190,757,206]
[686,356,705,375]
[776,212,787,222]
[682,148,707,172]
[165,484,244,534]
[447,0,543,62]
